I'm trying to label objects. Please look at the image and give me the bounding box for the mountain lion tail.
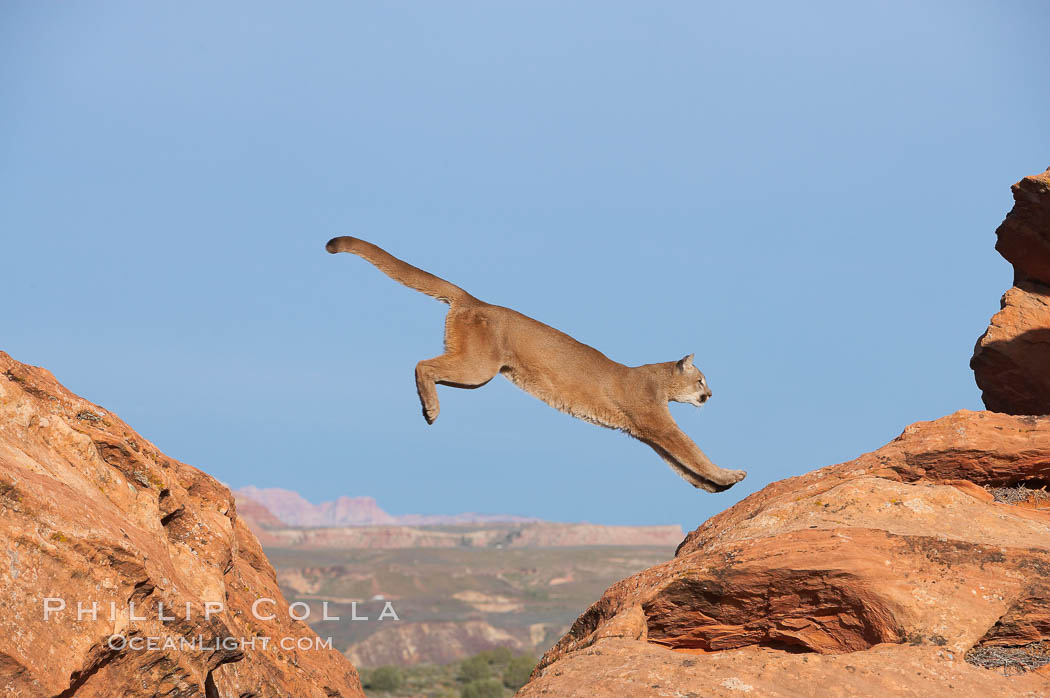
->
[326,236,475,305]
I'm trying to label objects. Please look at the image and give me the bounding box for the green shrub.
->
[477,646,513,665]
[460,678,504,698]
[458,654,492,682]
[502,655,537,689]
[523,588,548,601]
[364,665,404,692]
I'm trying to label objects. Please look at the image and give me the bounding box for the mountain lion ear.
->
[676,354,695,373]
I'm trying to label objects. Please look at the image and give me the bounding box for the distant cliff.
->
[233,487,684,549]
[235,486,399,526]
[0,353,364,697]
[243,520,686,550]
[233,485,539,528]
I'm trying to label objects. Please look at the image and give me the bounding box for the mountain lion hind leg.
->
[415,309,502,424]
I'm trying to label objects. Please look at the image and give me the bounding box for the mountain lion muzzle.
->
[326,236,746,492]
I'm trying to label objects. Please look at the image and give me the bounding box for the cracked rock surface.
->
[0,351,364,697]
[520,410,1050,697]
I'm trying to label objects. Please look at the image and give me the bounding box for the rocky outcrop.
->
[972,167,1050,415]
[517,170,1050,695]
[0,352,364,697]
[519,410,1050,696]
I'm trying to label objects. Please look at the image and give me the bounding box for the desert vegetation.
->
[359,648,538,697]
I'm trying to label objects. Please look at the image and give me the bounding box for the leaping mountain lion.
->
[326,236,746,492]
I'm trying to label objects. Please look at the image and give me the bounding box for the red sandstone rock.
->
[519,410,1050,697]
[0,352,364,697]
[973,167,1050,415]
[993,167,1050,286]
[973,281,1050,415]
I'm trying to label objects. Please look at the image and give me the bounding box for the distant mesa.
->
[232,486,685,549]
[233,490,286,528]
[233,485,539,528]
[234,486,399,527]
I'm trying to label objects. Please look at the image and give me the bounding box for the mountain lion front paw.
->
[712,468,747,488]
[726,468,747,484]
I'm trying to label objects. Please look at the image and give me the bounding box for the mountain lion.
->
[326,236,746,492]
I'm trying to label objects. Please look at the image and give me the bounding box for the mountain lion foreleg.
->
[636,420,746,492]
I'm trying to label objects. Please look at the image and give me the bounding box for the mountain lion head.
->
[669,354,712,407]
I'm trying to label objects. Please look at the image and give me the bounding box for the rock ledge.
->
[520,410,1050,697]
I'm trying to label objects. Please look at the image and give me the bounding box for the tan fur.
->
[326,236,746,492]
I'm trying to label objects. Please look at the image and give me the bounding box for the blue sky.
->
[3,1,1048,525]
